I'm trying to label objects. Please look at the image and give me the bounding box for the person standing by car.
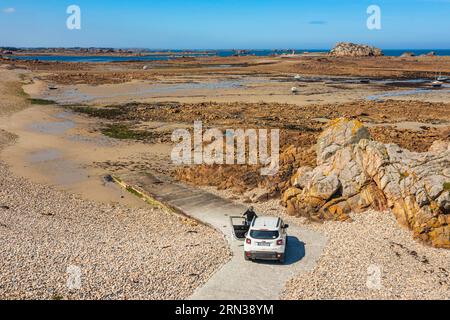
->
[243,206,257,225]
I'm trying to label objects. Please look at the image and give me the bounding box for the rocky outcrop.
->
[282,118,450,248]
[329,42,383,57]
[401,52,415,58]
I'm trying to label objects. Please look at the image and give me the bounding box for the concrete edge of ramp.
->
[111,174,217,229]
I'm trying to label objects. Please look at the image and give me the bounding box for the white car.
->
[243,216,289,263]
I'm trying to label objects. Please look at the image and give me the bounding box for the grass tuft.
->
[126,186,143,198]
[101,123,153,141]
[28,98,56,105]
[70,106,125,119]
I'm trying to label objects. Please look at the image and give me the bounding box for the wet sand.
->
[43,79,382,106]
[0,105,174,207]
[11,54,448,108]
[6,54,450,106]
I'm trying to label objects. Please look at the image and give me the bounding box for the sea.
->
[7,49,450,63]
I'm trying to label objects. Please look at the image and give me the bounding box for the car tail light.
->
[277,239,283,245]
[246,238,251,245]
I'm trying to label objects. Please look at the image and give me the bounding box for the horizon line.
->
[3,47,450,50]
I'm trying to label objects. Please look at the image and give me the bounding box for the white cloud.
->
[3,7,16,14]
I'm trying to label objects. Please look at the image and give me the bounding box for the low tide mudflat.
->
[0,51,449,299]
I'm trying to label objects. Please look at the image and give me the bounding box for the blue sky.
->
[1,0,449,49]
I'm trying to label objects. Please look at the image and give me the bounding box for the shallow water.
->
[29,120,75,135]
[9,49,450,63]
[293,76,431,86]
[28,111,76,134]
[367,86,450,101]
[53,78,269,104]
[29,148,61,163]
[8,49,311,63]
[26,147,88,186]
[10,53,214,63]
[67,134,117,147]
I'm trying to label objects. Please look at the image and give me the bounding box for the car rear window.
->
[250,230,279,239]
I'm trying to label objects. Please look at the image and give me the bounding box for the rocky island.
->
[330,42,384,57]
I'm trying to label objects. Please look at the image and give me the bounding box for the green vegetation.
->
[70,106,125,119]
[11,82,55,105]
[28,98,56,105]
[444,182,450,191]
[112,176,123,183]
[101,123,153,141]
[114,177,160,208]
[126,186,143,198]
[14,84,29,99]
[126,186,165,209]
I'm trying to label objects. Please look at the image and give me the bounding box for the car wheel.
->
[279,256,285,264]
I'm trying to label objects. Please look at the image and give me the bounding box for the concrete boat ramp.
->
[118,172,327,300]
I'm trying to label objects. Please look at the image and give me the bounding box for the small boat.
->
[294,74,302,81]
[431,80,443,88]
[360,79,370,84]
[436,72,449,81]
[291,87,299,94]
